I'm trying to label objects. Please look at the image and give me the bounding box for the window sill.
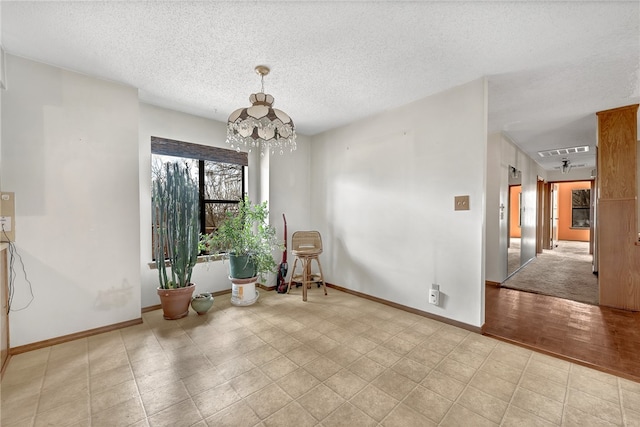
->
[148,254,225,270]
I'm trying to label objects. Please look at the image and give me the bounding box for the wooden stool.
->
[287,231,327,301]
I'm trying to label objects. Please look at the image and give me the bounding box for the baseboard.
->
[257,283,276,291]
[9,318,143,356]
[142,304,162,313]
[209,288,234,297]
[326,283,482,334]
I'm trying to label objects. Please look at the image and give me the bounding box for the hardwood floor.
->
[484,285,640,382]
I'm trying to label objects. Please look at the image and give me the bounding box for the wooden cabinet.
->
[596,104,640,311]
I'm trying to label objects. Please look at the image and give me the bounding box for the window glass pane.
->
[152,154,199,185]
[572,208,590,228]
[571,189,590,228]
[204,161,243,200]
[204,202,239,235]
[572,189,590,208]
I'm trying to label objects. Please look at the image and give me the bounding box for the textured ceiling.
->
[2,1,639,171]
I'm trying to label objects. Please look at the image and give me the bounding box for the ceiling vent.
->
[537,145,589,158]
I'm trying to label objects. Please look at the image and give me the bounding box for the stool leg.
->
[287,258,298,294]
[315,256,328,296]
[305,262,312,288]
[302,257,309,302]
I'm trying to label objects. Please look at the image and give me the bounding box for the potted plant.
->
[210,195,282,281]
[152,161,199,319]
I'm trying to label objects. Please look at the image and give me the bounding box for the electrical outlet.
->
[0,216,11,231]
[429,284,440,305]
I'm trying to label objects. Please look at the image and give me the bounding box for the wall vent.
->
[538,145,589,157]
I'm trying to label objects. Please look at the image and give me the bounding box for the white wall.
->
[2,55,141,346]
[310,79,488,328]
[138,104,310,303]
[485,133,507,282]
[266,135,313,286]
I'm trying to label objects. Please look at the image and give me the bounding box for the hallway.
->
[503,240,597,305]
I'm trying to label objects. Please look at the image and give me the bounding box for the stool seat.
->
[287,231,327,301]
[292,248,322,256]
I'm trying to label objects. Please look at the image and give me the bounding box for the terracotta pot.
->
[157,284,195,320]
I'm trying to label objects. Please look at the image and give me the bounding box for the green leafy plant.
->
[198,232,215,254]
[210,195,282,280]
[152,162,200,289]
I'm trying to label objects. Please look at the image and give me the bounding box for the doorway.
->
[503,179,597,305]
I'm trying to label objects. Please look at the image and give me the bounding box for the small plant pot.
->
[191,293,214,315]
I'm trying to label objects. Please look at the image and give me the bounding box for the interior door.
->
[536,178,544,254]
[591,178,598,272]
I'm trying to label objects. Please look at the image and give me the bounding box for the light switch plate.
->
[454,195,470,211]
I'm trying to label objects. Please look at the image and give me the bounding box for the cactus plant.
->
[152,162,199,289]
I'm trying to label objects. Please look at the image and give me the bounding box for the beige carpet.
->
[502,240,598,305]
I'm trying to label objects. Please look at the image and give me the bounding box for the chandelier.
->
[226,65,297,156]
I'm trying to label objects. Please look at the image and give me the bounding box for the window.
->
[571,189,590,228]
[201,160,244,234]
[151,136,247,238]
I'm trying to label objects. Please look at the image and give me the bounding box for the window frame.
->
[151,136,247,237]
[571,188,591,229]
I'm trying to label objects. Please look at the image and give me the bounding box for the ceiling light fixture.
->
[226,65,296,156]
[561,159,571,174]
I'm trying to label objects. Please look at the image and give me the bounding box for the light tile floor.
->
[2,288,640,426]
